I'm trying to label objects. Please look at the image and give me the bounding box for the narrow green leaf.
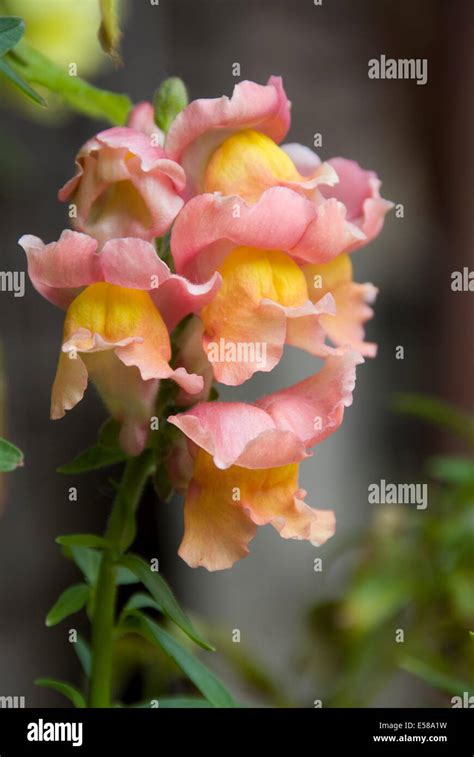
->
[73,634,92,678]
[69,546,101,585]
[6,41,131,124]
[66,546,138,586]
[401,657,473,696]
[394,393,474,448]
[35,678,86,708]
[0,56,45,105]
[56,534,109,550]
[57,444,127,474]
[123,591,161,614]
[116,565,140,585]
[58,418,127,473]
[0,16,24,58]
[131,612,237,708]
[121,554,214,651]
[133,697,214,708]
[46,583,90,627]
[0,436,23,472]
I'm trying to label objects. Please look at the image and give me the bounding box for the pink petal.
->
[127,101,165,144]
[58,128,185,245]
[51,351,89,419]
[321,158,393,246]
[165,76,290,195]
[99,237,170,289]
[290,198,366,264]
[168,403,308,470]
[20,232,219,334]
[151,272,222,332]
[256,351,363,448]
[19,231,102,309]
[171,188,365,281]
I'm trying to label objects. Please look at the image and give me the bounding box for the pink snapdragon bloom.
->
[166,78,391,383]
[167,78,392,268]
[168,352,362,570]
[58,123,185,246]
[19,231,220,454]
[165,76,291,197]
[170,202,377,383]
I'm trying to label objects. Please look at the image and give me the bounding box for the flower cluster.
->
[19,77,392,570]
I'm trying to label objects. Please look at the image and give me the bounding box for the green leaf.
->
[344,570,412,632]
[401,657,473,696]
[56,534,109,550]
[394,393,474,448]
[0,437,23,472]
[130,612,237,708]
[57,444,127,474]
[73,634,92,678]
[98,0,122,64]
[0,56,45,105]
[427,455,474,485]
[46,583,90,627]
[154,77,188,132]
[68,546,101,585]
[67,546,138,586]
[116,565,140,585]
[35,678,85,708]
[0,16,24,58]
[133,697,214,708]
[5,41,131,124]
[98,418,122,448]
[58,418,128,473]
[121,554,214,651]
[123,591,161,614]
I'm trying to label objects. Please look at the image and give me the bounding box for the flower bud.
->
[154,77,188,133]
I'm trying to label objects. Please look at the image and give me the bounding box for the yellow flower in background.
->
[0,0,126,118]
[2,0,104,74]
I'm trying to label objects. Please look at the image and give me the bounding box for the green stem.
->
[7,41,132,125]
[88,450,155,708]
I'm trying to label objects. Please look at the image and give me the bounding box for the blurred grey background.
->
[0,0,472,706]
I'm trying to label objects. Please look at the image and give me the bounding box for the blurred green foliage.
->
[300,395,474,706]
